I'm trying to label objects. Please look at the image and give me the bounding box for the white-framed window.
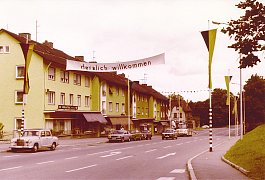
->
[16,65,25,79]
[109,102,113,112]
[77,95,81,107]
[15,90,24,104]
[48,67,55,80]
[116,103,119,112]
[15,118,22,130]
[60,93,65,105]
[73,73,81,85]
[122,103,125,114]
[122,89,125,96]
[102,101,106,114]
[60,70,69,83]
[48,91,55,104]
[69,94,74,105]
[85,76,90,87]
[116,87,119,96]
[0,45,10,53]
[85,96,90,108]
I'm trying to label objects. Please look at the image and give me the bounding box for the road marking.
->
[0,166,22,172]
[145,149,157,153]
[36,161,54,165]
[163,145,172,149]
[156,152,176,160]
[3,155,20,158]
[65,156,78,160]
[156,177,175,180]
[176,143,183,145]
[65,164,97,173]
[170,169,186,173]
[100,151,121,158]
[116,155,133,161]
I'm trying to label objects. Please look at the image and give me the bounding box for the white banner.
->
[66,53,165,72]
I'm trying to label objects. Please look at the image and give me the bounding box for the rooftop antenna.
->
[92,50,96,61]
[35,20,40,41]
[140,73,148,84]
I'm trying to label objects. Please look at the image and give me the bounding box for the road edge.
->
[221,156,250,176]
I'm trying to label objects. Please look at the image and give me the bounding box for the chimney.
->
[43,40,53,48]
[19,33,31,41]
[118,73,126,77]
[75,56,84,61]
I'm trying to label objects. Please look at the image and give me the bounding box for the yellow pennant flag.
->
[201,29,217,89]
[225,76,232,105]
[20,43,34,94]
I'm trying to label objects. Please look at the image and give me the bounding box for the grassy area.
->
[224,124,265,179]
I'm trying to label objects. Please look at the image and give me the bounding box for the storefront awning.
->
[83,113,107,124]
[109,117,133,125]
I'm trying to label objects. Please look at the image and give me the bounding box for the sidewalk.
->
[188,137,249,180]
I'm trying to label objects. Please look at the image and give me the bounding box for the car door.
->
[45,131,53,146]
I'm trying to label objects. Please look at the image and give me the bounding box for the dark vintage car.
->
[141,130,152,140]
[162,129,178,140]
[129,130,143,141]
[108,130,131,142]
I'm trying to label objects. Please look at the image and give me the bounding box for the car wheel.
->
[128,138,131,142]
[162,137,164,140]
[121,138,124,143]
[50,142,56,151]
[32,144,38,153]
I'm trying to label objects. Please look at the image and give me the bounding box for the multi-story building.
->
[0,29,168,138]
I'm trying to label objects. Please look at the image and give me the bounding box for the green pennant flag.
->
[201,29,217,89]
[225,76,232,105]
[20,43,34,94]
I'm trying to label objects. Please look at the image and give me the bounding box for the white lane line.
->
[170,169,186,173]
[156,152,176,160]
[116,155,133,161]
[145,149,157,153]
[36,161,54,165]
[163,145,172,149]
[0,166,22,172]
[176,143,183,146]
[100,151,121,158]
[3,155,20,158]
[65,156,78,160]
[87,146,133,156]
[156,177,175,180]
[65,164,97,173]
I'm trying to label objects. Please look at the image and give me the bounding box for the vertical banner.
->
[201,29,217,89]
[225,76,232,105]
[20,43,34,94]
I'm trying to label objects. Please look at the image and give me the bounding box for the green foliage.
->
[224,124,265,179]
[221,0,265,68]
[244,74,265,131]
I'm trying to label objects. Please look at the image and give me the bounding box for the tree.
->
[221,0,265,68]
[244,74,265,131]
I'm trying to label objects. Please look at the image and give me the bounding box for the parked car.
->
[141,130,152,140]
[108,130,131,142]
[162,129,178,140]
[129,130,143,141]
[202,125,210,129]
[10,129,59,152]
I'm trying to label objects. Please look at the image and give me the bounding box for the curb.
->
[221,156,250,176]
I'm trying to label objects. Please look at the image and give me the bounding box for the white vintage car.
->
[10,129,59,152]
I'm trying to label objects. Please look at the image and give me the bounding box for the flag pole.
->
[127,76,130,131]
[208,20,213,152]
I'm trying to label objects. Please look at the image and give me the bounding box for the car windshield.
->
[112,130,124,134]
[164,129,173,133]
[22,130,40,137]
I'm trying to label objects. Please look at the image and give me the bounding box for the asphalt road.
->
[0,128,232,180]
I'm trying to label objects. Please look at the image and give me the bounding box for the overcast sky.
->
[1,0,264,102]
